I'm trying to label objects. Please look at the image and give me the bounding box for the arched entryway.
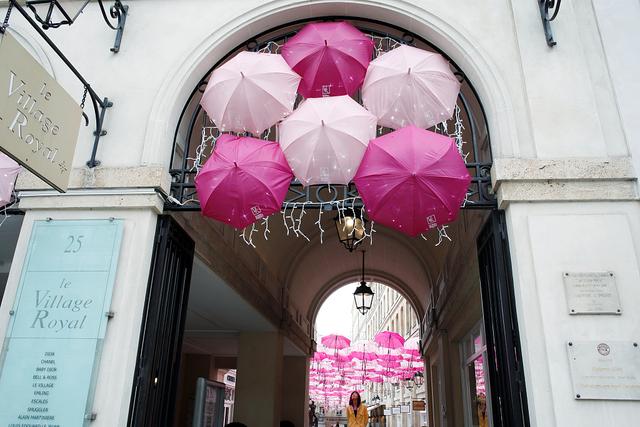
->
[129,5,529,427]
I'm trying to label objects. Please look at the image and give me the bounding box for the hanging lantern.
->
[335,216,366,252]
[26,0,91,28]
[403,374,414,390]
[413,371,425,387]
[353,250,374,315]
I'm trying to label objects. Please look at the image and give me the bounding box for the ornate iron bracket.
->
[24,0,127,52]
[538,0,561,47]
[1,0,113,168]
[97,0,128,53]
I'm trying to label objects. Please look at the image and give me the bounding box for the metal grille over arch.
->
[167,17,495,212]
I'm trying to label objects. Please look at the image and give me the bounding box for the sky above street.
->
[315,284,355,340]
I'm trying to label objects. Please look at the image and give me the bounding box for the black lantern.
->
[26,0,90,28]
[403,376,414,390]
[334,215,366,252]
[353,250,374,315]
[413,371,425,387]
[25,0,128,52]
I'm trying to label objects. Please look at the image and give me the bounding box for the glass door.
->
[461,324,492,427]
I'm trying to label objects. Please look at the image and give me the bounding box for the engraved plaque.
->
[567,341,640,400]
[563,272,621,315]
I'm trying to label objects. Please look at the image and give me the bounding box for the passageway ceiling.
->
[175,206,488,353]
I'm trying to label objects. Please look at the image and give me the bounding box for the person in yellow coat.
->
[346,391,368,427]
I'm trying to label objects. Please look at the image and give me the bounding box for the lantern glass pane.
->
[58,0,90,21]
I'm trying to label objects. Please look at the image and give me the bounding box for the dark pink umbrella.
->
[374,331,405,349]
[281,22,373,98]
[354,126,471,237]
[321,334,351,350]
[195,134,293,229]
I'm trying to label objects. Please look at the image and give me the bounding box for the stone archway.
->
[142,0,517,167]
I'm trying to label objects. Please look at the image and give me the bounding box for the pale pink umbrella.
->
[404,337,421,357]
[278,96,377,185]
[195,134,293,229]
[0,153,21,207]
[349,340,379,361]
[362,45,460,130]
[354,126,471,236]
[281,21,373,98]
[201,51,301,135]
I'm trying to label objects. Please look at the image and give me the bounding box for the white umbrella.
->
[278,96,377,186]
[0,153,21,207]
[362,45,460,130]
[201,51,301,135]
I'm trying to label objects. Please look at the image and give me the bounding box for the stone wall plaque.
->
[567,341,640,400]
[563,272,621,315]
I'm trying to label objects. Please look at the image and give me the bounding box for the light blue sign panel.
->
[0,219,123,426]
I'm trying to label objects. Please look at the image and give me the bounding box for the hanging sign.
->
[0,219,123,426]
[0,31,82,192]
[412,400,426,411]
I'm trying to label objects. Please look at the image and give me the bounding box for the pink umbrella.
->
[201,51,301,135]
[195,134,293,229]
[281,22,373,98]
[354,126,471,237]
[321,334,351,350]
[0,153,21,207]
[362,45,460,130]
[374,331,405,349]
[404,337,421,357]
[278,96,376,185]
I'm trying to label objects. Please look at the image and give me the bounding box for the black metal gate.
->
[128,216,195,427]
[477,211,530,427]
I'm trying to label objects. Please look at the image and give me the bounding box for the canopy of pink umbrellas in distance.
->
[309,332,425,409]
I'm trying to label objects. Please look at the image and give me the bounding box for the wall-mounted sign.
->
[0,219,123,425]
[412,400,426,411]
[567,341,640,400]
[563,272,622,315]
[0,31,82,192]
[400,405,410,413]
[383,409,391,416]
[392,406,401,414]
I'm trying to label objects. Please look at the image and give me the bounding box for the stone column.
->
[281,356,309,427]
[0,192,163,427]
[234,332,283,426]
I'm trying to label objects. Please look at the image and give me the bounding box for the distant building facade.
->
[351,283,427,427]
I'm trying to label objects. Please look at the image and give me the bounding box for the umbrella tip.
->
[407,67,411,75]
[234,161,238,168]
[240,71,245,78]
[324,39,328,46]
[321,120,325,127]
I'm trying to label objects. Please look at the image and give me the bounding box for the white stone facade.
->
[0,1,638,426]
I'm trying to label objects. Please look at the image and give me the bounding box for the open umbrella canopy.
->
[374,331,405,349]
[0,153,21,207]
[362,45,460,130]
[201,51,301,135]
[278,96,377,185]
[354,126,471,237]
[195,134,293,229]
[281,21,373,98]
[321,334,351,350]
